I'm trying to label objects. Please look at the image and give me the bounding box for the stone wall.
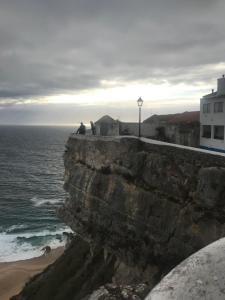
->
[119,122,155,137]
[95,122,155,138]
[95,121,120,136]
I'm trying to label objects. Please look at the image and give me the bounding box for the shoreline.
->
[0,246,64,300]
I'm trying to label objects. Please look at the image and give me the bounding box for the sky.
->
[0,0,225,125]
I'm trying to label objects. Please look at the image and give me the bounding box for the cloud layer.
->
[0,0,225,106]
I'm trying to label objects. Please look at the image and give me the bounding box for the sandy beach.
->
[0,247,64,300]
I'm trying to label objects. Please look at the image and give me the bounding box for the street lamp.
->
[137,97,143,137]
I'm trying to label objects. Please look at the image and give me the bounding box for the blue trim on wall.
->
[200,145,225,153]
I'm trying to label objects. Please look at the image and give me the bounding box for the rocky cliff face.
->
[13,136,225,300]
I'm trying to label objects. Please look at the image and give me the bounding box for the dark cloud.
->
[0,0,225,103]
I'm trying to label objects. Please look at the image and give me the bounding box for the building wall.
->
[145,123,199,148]
[174,124,200,147]
[200,97,225,151]
[94,119,199,148]
[95,121,120,136]
[119,122,156,137]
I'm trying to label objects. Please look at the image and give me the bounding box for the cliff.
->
[13,135,225,300]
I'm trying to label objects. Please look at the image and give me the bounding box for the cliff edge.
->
[13,135,225,300]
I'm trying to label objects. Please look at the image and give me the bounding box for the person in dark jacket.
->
[76,122,86,134]
[90,121,96,135]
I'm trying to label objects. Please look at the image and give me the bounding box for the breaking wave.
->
[30,196,62,207]
[0,226,73,262]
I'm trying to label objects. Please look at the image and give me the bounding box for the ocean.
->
[0,125,74,262]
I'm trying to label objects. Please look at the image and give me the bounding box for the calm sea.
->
[0,126,74,262]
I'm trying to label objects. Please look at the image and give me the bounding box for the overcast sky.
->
[0,0,225,125]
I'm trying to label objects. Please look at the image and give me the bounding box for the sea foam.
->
[0,226,72,262]
[30,196,62,207]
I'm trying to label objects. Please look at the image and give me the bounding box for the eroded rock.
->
[196,167,225,208]
[88,283,149,300]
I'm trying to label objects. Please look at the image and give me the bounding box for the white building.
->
[200,76,225,152]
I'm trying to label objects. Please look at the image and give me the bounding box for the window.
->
[203,103,211,113]
[202,125,211,138]
[214,102,224,113]
[214,126,224,140]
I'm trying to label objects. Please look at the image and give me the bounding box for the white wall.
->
[200,97,225,151]
[217,77,225,95]
[146,238,225,300]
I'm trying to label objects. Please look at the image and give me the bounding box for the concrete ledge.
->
[70,134,225,158]
[145,238,225,300]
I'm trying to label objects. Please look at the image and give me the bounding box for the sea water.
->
[0,125,74,262]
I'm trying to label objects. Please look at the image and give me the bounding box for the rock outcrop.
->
[13,135,225,300]
[11,236,116,300]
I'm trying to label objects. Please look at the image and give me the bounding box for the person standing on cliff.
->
[76,122,86,135]
[90,121,96,135]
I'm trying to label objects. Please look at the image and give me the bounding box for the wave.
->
[0,127,71,262]
[30,196,62,207]
[14,227,72,239]
[0,226,73,262]
[6,224,29,234]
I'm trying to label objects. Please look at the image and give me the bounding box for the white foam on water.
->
[6,224,29,233]
[30,196,62,207]
[0,227,73,262]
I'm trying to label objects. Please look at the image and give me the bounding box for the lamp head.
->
[137,97,143,107]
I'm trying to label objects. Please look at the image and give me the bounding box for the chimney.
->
[217,75,225,96]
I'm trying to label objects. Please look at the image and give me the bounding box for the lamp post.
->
[137,97,143,137]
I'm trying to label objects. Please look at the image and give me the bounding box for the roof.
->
[95,115,116,124]
[203,92,217,99]
[168,111,200,124]
[203,92,225,100]
[143,113,179,123]
[144,111,199,125]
